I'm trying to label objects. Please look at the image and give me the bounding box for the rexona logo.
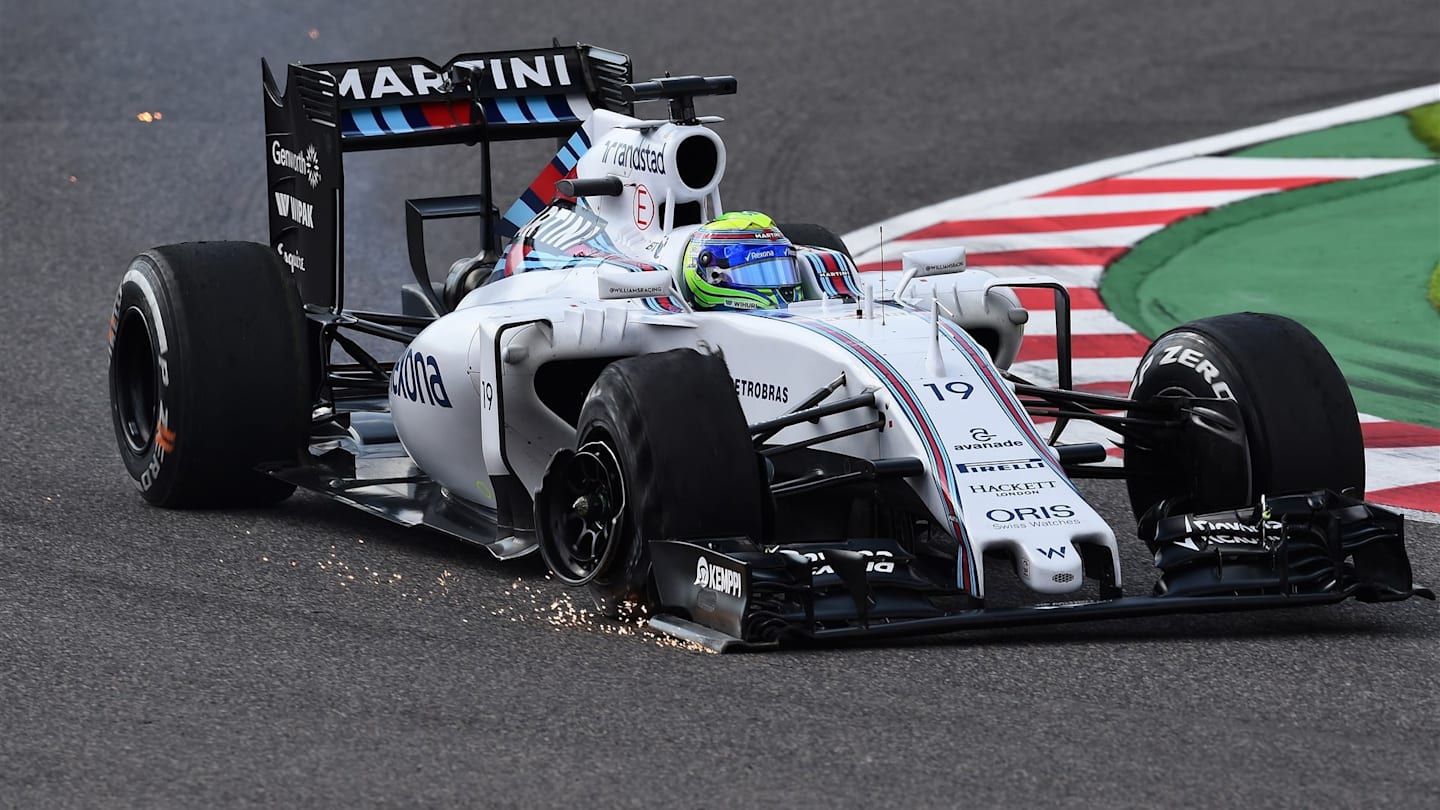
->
[693,556,743,598]
[273,192,314,228]
[391,350,453,408]
[956,458,1046,474]
[271,141,322,189]
[733,377,788,404]
[986,504,1079,527]
[332,55,576,101]
[276,243,305,273]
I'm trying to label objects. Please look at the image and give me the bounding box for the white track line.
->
[1365,447,1440,492]
[843,84,1440,255]
[1011,357,1143,387]
[1024,308,1135,336]
[895,190,1267,221]
[883,225,1165,253]
[979,265,1107,289]
[1125,155,1435,179]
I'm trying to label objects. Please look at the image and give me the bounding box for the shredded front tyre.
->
[535,348,770,616]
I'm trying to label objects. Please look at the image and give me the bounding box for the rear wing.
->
[262,44,632,309]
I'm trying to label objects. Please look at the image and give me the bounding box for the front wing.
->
[646,490,1433,652]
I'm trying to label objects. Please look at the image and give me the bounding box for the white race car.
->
[106,44,1430,650]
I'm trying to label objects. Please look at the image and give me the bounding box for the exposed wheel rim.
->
[112,305,158,455]
[539,440,629,586]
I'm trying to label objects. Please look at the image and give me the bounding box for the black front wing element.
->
[647,491,1433,652]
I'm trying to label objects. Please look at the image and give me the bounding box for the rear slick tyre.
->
[107,242,309,507]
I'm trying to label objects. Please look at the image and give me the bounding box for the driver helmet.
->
[682,211,803,310]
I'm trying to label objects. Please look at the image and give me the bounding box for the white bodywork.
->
[388,105,1119,598]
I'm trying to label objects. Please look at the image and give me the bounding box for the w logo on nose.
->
[1037,546,1067,560]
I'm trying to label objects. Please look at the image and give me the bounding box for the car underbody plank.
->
[647,614,779,654]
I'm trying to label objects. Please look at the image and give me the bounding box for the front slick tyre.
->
[1124,312,1364,520]
[107,241,309,507]
[536,349,768,617]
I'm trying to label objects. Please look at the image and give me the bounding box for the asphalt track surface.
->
[2,1,1437,807]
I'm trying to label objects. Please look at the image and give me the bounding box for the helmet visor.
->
[701,242,802,288]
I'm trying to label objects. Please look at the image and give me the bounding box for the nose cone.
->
[1013,541,1086,594]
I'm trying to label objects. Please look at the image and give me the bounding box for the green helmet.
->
[681,212,804,310]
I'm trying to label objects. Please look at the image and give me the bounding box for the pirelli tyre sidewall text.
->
[1125,312,1365,520]
[109,255,181,501]
[106,242,310,507]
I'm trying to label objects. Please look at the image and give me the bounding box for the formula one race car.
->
[106,43,1430,650]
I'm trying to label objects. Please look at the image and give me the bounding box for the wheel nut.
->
[572,496,590,517]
